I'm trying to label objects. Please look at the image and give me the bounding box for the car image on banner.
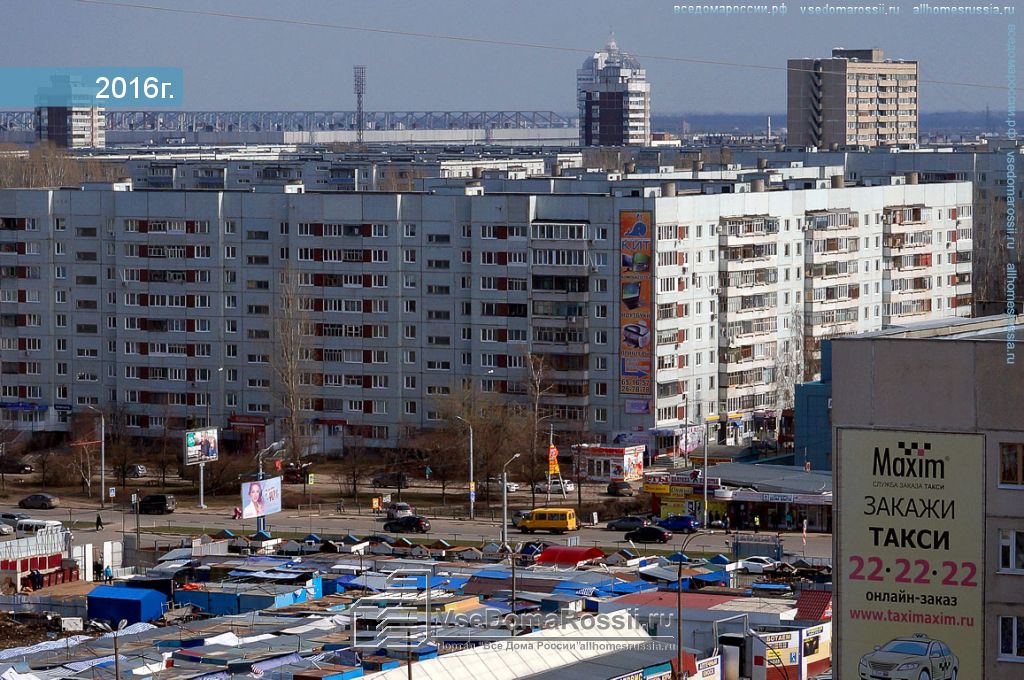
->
[241,476,282,519]
[857,635,958,680]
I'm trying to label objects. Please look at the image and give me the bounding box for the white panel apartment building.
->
[0,179,972,455]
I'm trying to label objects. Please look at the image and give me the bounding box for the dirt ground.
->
[0,611,95,650]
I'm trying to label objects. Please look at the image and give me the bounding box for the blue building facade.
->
[794,340,833,472]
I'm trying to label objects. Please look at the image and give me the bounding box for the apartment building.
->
[577,37,651,147]
[0,176,971,457]
[787,48,918,149]
[832,316,1024,678]
[732,141,1023,315]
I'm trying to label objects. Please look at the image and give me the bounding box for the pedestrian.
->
[754,515,761,533]
[95,514,104,531]
[785,511,793,531]
[723,514,731,534]
[103,564,113,584]
[336,500,344,515]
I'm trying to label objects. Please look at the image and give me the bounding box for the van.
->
[138,494,176,515]
[16,519,63,538]
[518,508,579,534]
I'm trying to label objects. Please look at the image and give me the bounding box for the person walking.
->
[103,564,113,584]
[753,514,761,533]
[723,514,731,535]
[95,514,104,531]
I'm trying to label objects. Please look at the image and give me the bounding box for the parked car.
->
[372,472,410,489]
[383,515,431,534]
[485,477,520,493]
[606,515,651,531]
[364,533,397,545]
[606,481,635,497]
[386,502,413,520]
[858,634,958,680]
[740,556,783,574]
[511,510,531,528]
[18,493,59,509]
[625,526,673,544]
[533,479,575,494]
[0,459,33,474]
[138,494,176,515]
[658,514,701,534]
[0,512,29,527]
[114,463,147,479]
[0,523,11,536]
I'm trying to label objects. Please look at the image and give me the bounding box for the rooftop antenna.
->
[353,65,366,145]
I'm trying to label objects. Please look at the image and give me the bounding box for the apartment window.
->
[1000,616,1024,660]
[594,356,608,370]
[999,530,1024,572]
[596,382,608,396]
[595,408,608,423]
[1000,443,1024,486]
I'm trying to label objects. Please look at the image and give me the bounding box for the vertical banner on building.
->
[800,622,832,680]
[547,445,560,475]
[619,210,653,397]
[752,631,801,680]
[837,429,984,680]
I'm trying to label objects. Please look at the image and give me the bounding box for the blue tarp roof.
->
[607,580,658,594]
[709,554,731,565]
[751,583,792,591]
[693,571,728,583]
[666,552,691,563]
[472,569,510,580]
[89,586,164,602]
[303,534,322,543]
[553,578,615,592]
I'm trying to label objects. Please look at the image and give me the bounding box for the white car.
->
[533,479,575,494]
[485,478,519,493]
[0,524,12,536]
[740,556,783,574]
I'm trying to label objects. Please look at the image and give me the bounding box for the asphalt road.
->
[1,501,833,560]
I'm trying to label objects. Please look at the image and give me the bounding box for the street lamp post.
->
[501,453,520,548]
[703,422,710,531]
[675,531,706,680]
[454,415,474,520]
[87,405,106,509]
[255,439,286,534]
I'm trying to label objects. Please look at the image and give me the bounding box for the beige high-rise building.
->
[787,48,918,150]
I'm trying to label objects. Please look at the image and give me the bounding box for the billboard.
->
[241,476,282,519]
[800,623,832,679]
[184,428,219,466]
[837,429,984,680]
[618,210,653,396]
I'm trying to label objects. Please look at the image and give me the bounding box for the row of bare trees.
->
[0,143,124,189]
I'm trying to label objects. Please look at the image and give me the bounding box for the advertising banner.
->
[619,210,653,396]
[241,476,282,519]
[184,427,219,466]
[800,622,832,679]
[837,429,984,680]
[547,445,560,475]
[753,631,801,680]
[695,655,721,680]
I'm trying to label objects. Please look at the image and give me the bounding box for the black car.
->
[372,472,410,489]
[383,515,431,534]
[606,481,635,497]
[138,494,176,515]
[0,459,33,474]
[625,526,673,544]
[606,515,650,531]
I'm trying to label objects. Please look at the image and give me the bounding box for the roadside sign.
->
[382,494,391,503]
[109,488,116,498]
[131,493,138,504]
[470,491,476,502]
[307,474,315,485]
[371,497,380,510]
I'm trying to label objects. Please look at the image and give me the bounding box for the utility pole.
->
[501,453,520,548]
[88,406,106,509]
[703,422,709,531]
[255,440,286,534]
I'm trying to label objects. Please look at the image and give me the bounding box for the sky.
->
[1,0,1014,113]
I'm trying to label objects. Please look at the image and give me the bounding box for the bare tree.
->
[271,267,311,464]
[0,143,124,188]
[339,446,373,504]
[773,307,806,412]
[525,351,555,508]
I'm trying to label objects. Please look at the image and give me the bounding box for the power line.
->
[72,0,1007,92]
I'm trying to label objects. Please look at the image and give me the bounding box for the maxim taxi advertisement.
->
[618,210,653,396]
[837,429,984,680]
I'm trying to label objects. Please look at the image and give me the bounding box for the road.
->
[1,501,833,560]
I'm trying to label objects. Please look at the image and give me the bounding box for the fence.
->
[0,529,69,560]
[0,594,87,618]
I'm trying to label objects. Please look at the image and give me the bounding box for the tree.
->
[0,143,124,188]
[773,307,806,412]
[339,446,374,505]
[271,267,312,464]
[524,351,555,508]
[402,428,465,506]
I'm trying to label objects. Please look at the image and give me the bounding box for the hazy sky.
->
[3,0,1014,113]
